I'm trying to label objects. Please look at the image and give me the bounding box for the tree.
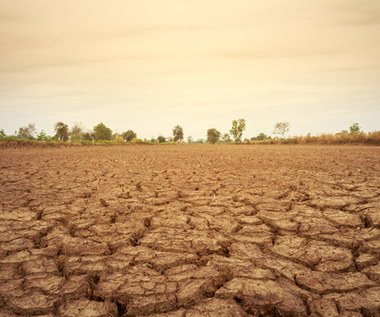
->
[230,119,246,142]
[54,122,69,141]
[222,133,232,143]
[70,123,84,142]
[82,132,94,142]
[17,123,36,139]
[172,125,184,142]
[0,129,5,138]
[94,123,112,141]
[122,130,137,142]
[187,136,193,144]
[251,132,268,141]
[273,122,290,139]
[158,136,166,143]
[37,130,49,141]
[207,128,221,144]
[112,134,124,143]
[349,123,361,134]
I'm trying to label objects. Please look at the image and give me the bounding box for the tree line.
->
[0,120,373,144]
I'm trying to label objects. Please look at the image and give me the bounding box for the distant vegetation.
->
[207,128,221,144]
[229,119,246,142]
[0,121,379,146]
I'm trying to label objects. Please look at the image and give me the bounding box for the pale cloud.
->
[0,0,379,138]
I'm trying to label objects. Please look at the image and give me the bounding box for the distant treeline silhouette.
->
[0,121,379,145]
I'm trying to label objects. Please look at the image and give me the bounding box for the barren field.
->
[0,145,379,316]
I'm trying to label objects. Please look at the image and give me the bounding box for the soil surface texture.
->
[0,144,379,316]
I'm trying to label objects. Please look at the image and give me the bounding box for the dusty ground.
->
[0,144,379,316]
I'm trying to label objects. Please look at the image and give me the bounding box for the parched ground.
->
[0,144,379,316]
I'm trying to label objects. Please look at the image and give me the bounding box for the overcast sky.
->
[1,0,379,139]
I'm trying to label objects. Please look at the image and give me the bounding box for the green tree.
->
[18,123,36,139]
[251,132,268,141]
[222,133,232,143]
[112,133,124,143]
[273,122,290,139]
[173,125,184,142]
[0,129,5,138]
[54,122,69,141]
[94,123,112,141]
[122,130,137,142]
[349,123,361,134]
[37,130,49,141]
[230,119,246,142]
[158,136,166,143]
[207,128,221,144]
[187,136,193,144]
[82,132,94,142]
[70,123,84,142]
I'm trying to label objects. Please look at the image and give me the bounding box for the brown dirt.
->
[0,144,379,316]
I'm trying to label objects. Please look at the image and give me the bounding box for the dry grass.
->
[246,131,380,145]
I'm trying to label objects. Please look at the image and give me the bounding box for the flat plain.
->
[0,144,379,316]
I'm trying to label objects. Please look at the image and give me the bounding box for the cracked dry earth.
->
[0,145,379,317]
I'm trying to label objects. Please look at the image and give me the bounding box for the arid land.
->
[0,145,379,316]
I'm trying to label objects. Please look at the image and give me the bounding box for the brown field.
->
[0,144,379,316]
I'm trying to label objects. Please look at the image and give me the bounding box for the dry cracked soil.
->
[0,144,379,316]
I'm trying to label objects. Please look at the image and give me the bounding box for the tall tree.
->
[273,122,290,139]
[230,119,246,142]
[207,128,221,144]
[54,122,69,141]
[94,123,112,141]
[349,123,361,134]
[222,133,232,143]
[70,123,84,142]
[18,123,36,139]
[172,125,184,142]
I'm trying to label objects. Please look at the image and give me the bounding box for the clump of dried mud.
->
[0,145,379,316]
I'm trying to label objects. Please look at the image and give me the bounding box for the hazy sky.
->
[1,0,379,139]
